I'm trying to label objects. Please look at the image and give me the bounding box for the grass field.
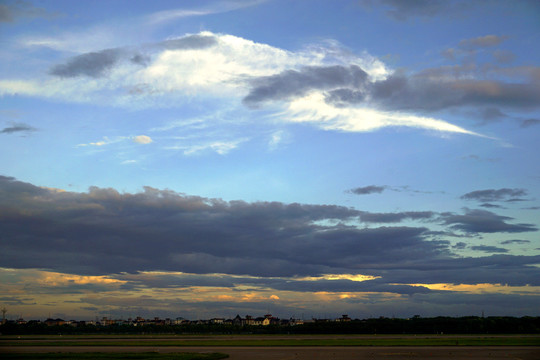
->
[2,334,539,347]
[0,353,229,360]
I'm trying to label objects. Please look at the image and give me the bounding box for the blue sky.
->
[1,0,540,321]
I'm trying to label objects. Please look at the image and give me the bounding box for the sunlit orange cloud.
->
[39,186,66,192]
[295,274,380,282]
[311,291,400,302]
[38,272,127,286]
[402,283,540,294]
[0,267,127,287]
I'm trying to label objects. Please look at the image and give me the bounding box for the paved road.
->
[2,346,540,359]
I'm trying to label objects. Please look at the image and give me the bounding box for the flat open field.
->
[2,334,540,359]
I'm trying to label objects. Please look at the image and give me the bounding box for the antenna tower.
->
[1,307,7,324]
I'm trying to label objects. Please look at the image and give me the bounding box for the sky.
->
[1,0,540,321]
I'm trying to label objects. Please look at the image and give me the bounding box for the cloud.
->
[479,203,504,209]
[478,107,507,125]
[452,242,467,250]
[114,271,432,295]
[358,0,466,21]
[348,185,386,195]
[77,136,116,147]
[47,34,221,79]
[169,138,247,155]
[145,0,267,25]
[441,209,537,234]
[329,70,540,112]
[49,49,125,78]
[0,122,35,134]
[458,35,508,50]
[2,176,540,290]
[281,92,481,136]
[359,211,435,223]
[521,118,540,128]
[461,154,500,163]
[500,239,530,245]
[470,245,508,253]
[240,58,537,133]
[460,188,528,202]
[267,130,289,150]
[493,50,516,64]
[1,32,489,138]
[133,135,153,144]
[159,34,219,51]
[0,296,36,306]
[243,65,369,106]
[0,0,58,23]
[78,135,153,148]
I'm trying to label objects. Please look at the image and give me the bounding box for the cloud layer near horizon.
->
[1,175,538,289]
[0,31,501,137]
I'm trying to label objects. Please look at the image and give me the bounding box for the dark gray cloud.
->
[244,61,540,114]
[160,34,218,50]
[480,203,504,209]
[440,209,537,234]
[358,0,467,21]
[470,245,508,253]
[363,72,540,112]
[493,49,516,64]
[521,118,540,128]
[130,53,150,66]
[359,211,435,223]
[460,188,528,202]
[0,296,36,306]
[461,155,500,163]
[372,254,540,286]
[348,185,386,195]
[500,239,530,245]
[243,65,368,106]
[1,176,540,290]
[263,278,434,295]
[0,0,58,23]
[478,107,507,124]
[49,34,218,78]
[117,272,433,295]
[1,123,35,134]
[458,35,508,50]
[50,49,124,78]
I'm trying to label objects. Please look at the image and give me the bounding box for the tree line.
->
[1,316,539,335]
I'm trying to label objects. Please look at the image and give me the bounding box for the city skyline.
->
[1,0,540,320]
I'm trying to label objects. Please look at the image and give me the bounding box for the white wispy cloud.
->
[4,32,387,101]
[281,92,483,136]
[1,31,485,139]
[132,135,153,144]
[16,17,137,54]
[145,0,268,25]
[77,136,115,147]
[166,138,248,156]
[267,130,290,150]
[78,135,153,148]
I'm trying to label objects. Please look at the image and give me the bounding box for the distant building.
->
[289,318,304,326]
[233,314,243,326]
[44,318,65,326]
